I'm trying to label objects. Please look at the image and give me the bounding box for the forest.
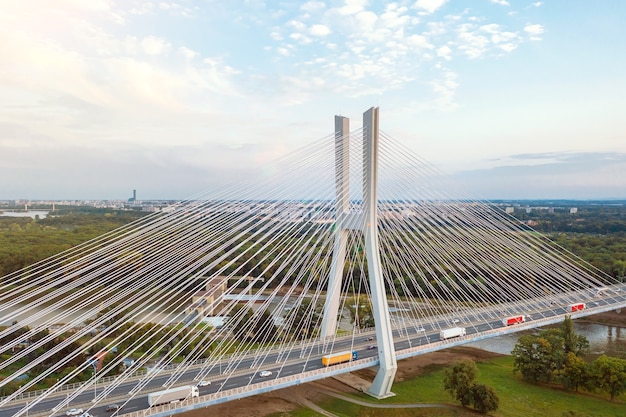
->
[1,202,625,281]
[503,201,626,278]
[0,206,146,277]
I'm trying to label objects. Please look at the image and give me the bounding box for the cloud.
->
[524,23,544,40]
[334,0,367,16]
[140,36,171,55]
[457,25,490,59]
[437,45,452,60]
[309,24,331,36]
[454,153,626,199]
[355,10,378,30]
[301,1,326,14]
[489,0,510,6]
[263,0,534,105]
[414,0,448,14]
[0,1,560,199]
[430,68,459,111]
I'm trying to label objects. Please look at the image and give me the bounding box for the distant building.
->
[505,207,514,214]
[570,207,578,214]
[185,276,230,317]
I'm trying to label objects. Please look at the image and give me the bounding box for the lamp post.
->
[89,360,97,402]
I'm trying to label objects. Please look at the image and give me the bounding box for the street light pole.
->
[90,360,97,402]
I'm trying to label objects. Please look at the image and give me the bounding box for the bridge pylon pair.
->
[320,107,398,398]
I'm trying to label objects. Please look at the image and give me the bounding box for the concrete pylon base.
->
[366,365,397,399]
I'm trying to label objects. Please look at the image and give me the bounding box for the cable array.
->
[0,128,619,416]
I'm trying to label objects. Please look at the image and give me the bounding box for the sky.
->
[1,0,625,201]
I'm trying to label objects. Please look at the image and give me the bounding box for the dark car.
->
[105,404,120,412]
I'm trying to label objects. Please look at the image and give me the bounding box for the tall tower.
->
[321,107,398,398]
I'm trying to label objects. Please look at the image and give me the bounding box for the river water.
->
[0,210,49,219]
[468,321,626,359]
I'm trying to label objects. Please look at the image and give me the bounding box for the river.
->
[468,321,626,359]
[0,210,49,219]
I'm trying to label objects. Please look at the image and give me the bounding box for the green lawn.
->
[270,356,626,417]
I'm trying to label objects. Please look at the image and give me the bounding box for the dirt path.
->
[319,389,460,410]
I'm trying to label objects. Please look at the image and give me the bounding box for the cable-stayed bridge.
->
[1,108,625,417]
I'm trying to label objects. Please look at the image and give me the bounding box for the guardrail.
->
[2,324,381,405]
[119,356,379,417]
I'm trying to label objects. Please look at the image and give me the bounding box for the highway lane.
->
[4,286,625,417]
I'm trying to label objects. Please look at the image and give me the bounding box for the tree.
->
[443,359,478,407]
[561,316,589,357]
[512,322,590,385]
[251,309,278,343]
[559,352,588,392]
[288,299,321,340]
[470,383,499,414]
[346,295,375,330]
[227,305,253,342]
[587,355,626,400]
[512,334,556,383]
[227,305,277,343]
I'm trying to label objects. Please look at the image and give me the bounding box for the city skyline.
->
[1,1,625,200]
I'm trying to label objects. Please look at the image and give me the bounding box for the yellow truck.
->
[321,350,358,366]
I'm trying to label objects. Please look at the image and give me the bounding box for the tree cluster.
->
[512,316,626,400]
[0,209,146,277]
[442,359,499,414]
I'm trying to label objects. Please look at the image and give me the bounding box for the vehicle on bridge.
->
[147,385,199,407]
[321,350,358,366]
[439,327,466,340]
[568,303,586,312]
[502,315,525,326]
[595,287,609,297]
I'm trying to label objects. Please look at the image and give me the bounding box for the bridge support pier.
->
[362,107,397,398]
[320,115,350,339]
[321,107,397,399]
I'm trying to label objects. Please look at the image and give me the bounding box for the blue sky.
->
[0,0,625,200]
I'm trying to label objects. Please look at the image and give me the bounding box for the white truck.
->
[440,327,466,340]
[147,385,199,407]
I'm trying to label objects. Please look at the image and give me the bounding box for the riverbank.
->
[578,309,626,327]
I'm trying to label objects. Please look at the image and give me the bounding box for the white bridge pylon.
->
[320,107,398,398]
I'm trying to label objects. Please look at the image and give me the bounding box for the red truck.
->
[568,303,586,312]
[502,315,525,326]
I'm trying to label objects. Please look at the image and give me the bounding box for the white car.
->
[65,409,83,416]
[197,380,211,387]
[259,370,272,377]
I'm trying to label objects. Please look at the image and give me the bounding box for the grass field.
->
[270,356,626,417]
